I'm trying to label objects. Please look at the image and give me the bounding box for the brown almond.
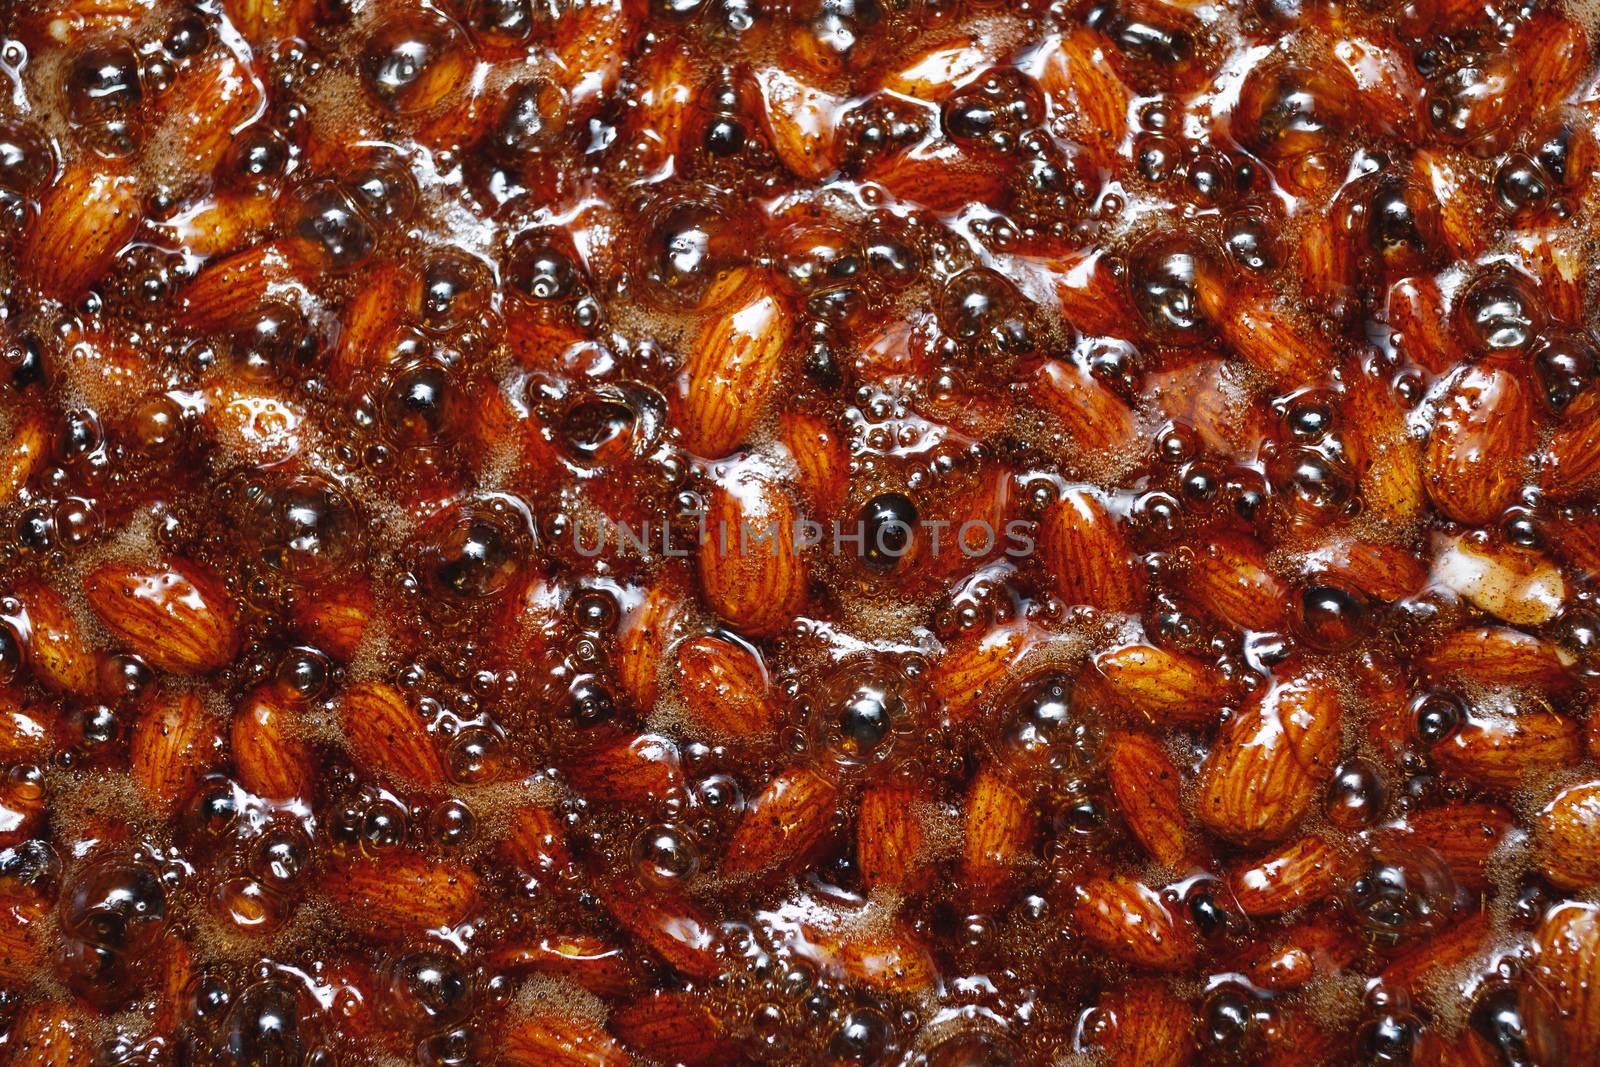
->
[751,66,839,181]
[487,932,639,998]
[1197,671,1341,846]
[0,411,48,508]
[232,687,317,803]
[23,157,142,299]
[599,886,724,981]
[779,411,849,517]
[1069,874,1195,971]
[5,1001,92,1067]
[339,680,445,790]
[84,558,241,675]
[721,766,836,883]
[1093,643,1231,728]
[1407,802,1515,893]
[502,1014,630,1067]
[1532,902,1600,1064]
[565,731,685,807]
[614,576,686,712]
[1190,530,1288,632]
[1229,835,1344,918]
[15,579,97,696]
[1097,979,1195,1067]
[680,269,792,458]
[325,853,479,933]
[1420,626,1573,694]
[293,577,374,661]
[1033,359,1140,456]
[674,633,776,739]
[130,690,222,811]
[697,458,807,636]
[1541,390,1600,498]
[1431,701,1579,792]
[857,781,930,894]
[962,764,1033,904]
[1535,780,1600,889]
[1043,487,1140,612]
[1424,362,1535,526]
[1105,731,1188,868]
[612,990,740,1067]
[929,621,1030,724]
[801,921,937,994]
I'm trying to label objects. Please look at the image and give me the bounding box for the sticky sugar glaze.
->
[0,0,1599,1062]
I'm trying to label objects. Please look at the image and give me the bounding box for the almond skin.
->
[1093,643,1232,727]
[1536,781,1600,889]
[1229,835,1345,918]
[1541,389,1600,498]
[501,1014,631,1067]
[1420,626,1574,693]
[1106,731,1188,868]
[697,458,807,636]
[0,411,48,508]
[1197,671,1341,846]
[1189,530,1289,632]
[83,558,241,675]
[1033,359,1140,455]
[14,580,98,696]
[679,269,792,458]
[23,157,142,299]
[4,1001,92,1067]
[614,577,686,712]
[801,921,937,994]
[1430,702,1579,792]
[1423,362,1534,526]
[293,577,373,661]
[962,764,1033,904]
[673,633,776,739]
[857,781,930,894]
[1533,902,1600,1064]
[751,65,840,181]
[324,853,479,934]
[612,990,741,1067]
[720,766,836,882]
[598,887,724,981]
[779,410,849,517]
[232,687,317,803]
[486,932,639,998]
[1407,802,1514,893]
[1069,874,1195,971]
[563,731,685,807]
[1043,487,1140,612]
[339,680,446,790]
[930,621,1030,724]
[130,690,222,811]
[1095,979,1194,1067]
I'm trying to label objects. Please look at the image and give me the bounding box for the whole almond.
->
[1198,671,1341,845]
[1190,530,1288,632]
[612,990,740,1067]
[1533,902,1600,1064]
[1229,835,1344,917]
[1431,701,1579,791]
[930,620,1030,724]
[84,558,240,675]
[1105,731,1188,868]
[23,157,142,299]
[325,853,479,933]
[487,932,638,998]
[751,66,840,180]
[697,458,807,636]
[339,681,445,790]
[564,731,685,807]
[721,766,836,883]
[1033,360,1139,456]
[1419,625,1574,693]
[674,633,776,739]
[801,920,937,994]
[599,886,724,981]
[962,764,1033,904]
[1407,802,1514,893]
[15,579,97,696]
[614,577,686,712]
[779,410,849,517]
[130,690,222,811]
[1036,27,1131,164]
[232,688,317,803]
[1536,781,1600,889]
[857,781,930,894]
[0,411,47,508]
[499,803,573,887]
[502,1014,630,1067]
[5,1001,92,1067]
[1094,643,1232,727]
[1541,389,1600,498]
[1424,362,1534,526]
[293,576,374,661]
[1095,979,1194,1067]
[1069,874,1195,971]
[680,269,792,458]
[1196,271,1334,389]
[1043,487,1140,612]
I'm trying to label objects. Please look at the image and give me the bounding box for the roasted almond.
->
[1535,780,1600,889]
[1229,835,1344,917]
[339,680,446,790]
[15,579,97,696]
[501,1013,631,1067]
[721,766,836,883]
[83,558,241,675]
[1043,487,1140,612]
[673,632,777,739]
[232,687,317,803]
[1093,643,1232,728]
[130,689,222,811]
[1068,874,1195,971]
[1423,362,1535,526]
[697,457,807,636]
[679,269,792,458]
[1105,731,1187,868]
[325,853,479,933]
[23,157,142,299]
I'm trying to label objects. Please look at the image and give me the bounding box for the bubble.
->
[1128,235,1207,340]
[253,477,359,579]
[0,119,53,193]
[222,981,305,1067]
[66,42,142,121]
[250,827,312,889]
[383,360,462,445]
[1326,758,1387,830]
[631,823,700,886]
[1467,981,1565,1067]
[295,184,375,270]
[386,950,471,1028]
[506,234,580,301]
[1459,272,1540,353]
[1344,839,1458,943]
[415,507,521,602]
[938,268,1031,355]
[858,491,917,572]
[1412,691,1462,746]
[1297,583,1369,650]
[807,658,921,765]
[826,1008,893,1065]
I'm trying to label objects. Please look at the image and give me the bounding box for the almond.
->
[1380,908,1491,999]
[83,558,240,675]
[1386,274,1456,374]
[599,887,724,981]
[1093,643,1232,728]
[23,157,142,299]
[751,66,839,181]
[1406,802,1514,894]
[1532,902,1600,1064]
[1105,731,1188,868]
[15,579,97,696]
[1042,247,1137,338]
[292,576,374,661]
[1412,149,1489,261]
[564,731,685,807]
[1344,366,1426,523]
[1033,359,1140,456]
[1541,389,1600,497]
[1535,781,1600,889]
[0,410,48,507]
[880,36,994,100]
[1095,979,1194,1067]
[1068,874,1195,971]
[1036,27,1132,165]
[962,764,1033,904]
[4,1001,91,1067]
[697,458,807,636]
[339,680,445,790]
[0,694,51,762]
[1229,835,1344,917]
[1197,671,1341,846]
[502,1014,630,1067]
[929,620,1030,724]
[325,853,479,933]
[232,687,317,803]
[499,803,573,888]
[720,766,836,883]
[1420,626,1573,694]
[487,932,639,998]
[1043,487,1140,612]
[863,140,1009,214]
[857,781,930,894]
[1431,700,1579,791]
[130,690,222,811]
[779,410,849,517]
[612,991,740,1067]
[1432,535,1567,625]
[178,239,313,335]
[614,576,686,711]
[1196,270,1335,388]
[152,190,277,260]
[673,633,776,739]
[155,53,265,176]
[1424,362,1535,526]
[331,261,409,386]
[800,920,938,993]
[1189,529,1289,632]
[223,0,314,44]
[679,269,791,458]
